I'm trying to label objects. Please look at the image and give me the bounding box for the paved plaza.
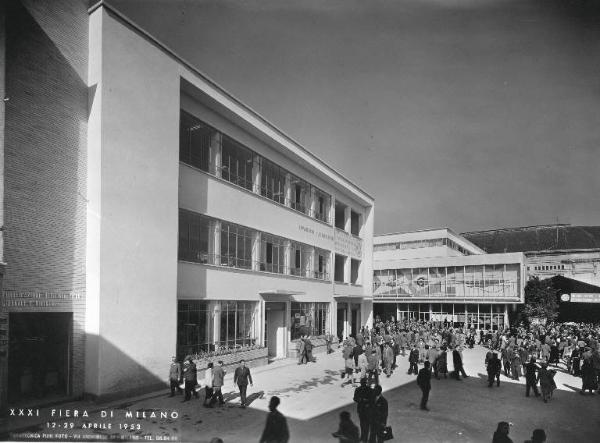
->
[3,345,600,442]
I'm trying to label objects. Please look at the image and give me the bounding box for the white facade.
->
[85,2,374,398]
[525,250,600,287]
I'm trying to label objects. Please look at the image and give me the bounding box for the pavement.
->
[2,345,600,442]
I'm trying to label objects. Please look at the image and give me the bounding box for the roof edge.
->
[87,0,374,203]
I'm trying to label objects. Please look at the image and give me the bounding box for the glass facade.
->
[373,264,521,300]
[177,300,258,357]
[374,237,474,255]
[290,302,329,340]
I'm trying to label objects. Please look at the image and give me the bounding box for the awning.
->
[259,289,305,302]
[334,295,366,303]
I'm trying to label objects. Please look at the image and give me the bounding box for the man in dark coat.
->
[182,357,198,401]
[233,359,253,407]
[260,396,289,443]
[353,378,373,442]
[417,360,432,411]
[408,344,419,375]
[452,347,468,380]
[369,385,388,443]
[525,357,540,397]
[487,352,502,387]
[168,356,182,397]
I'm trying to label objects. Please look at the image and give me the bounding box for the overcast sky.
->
[112,0,600,235]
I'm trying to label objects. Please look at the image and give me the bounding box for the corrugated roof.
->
[461,225,600,253]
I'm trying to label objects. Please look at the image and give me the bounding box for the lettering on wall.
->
[1,290,83,308]
[334,230,362,259]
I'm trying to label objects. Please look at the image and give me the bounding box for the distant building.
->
[373,228,526,331]
[462,225,600,287]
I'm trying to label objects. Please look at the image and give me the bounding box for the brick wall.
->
[3,0,88,400]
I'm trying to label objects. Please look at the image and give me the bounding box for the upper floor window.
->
[313,189,331,223]
[220,135,255,191]
[335,202,346,230]
[290,176,310,215]
[220,221,253,269]
[351,259,360,284]
[334,253,346,283]
[178,209,212,263]
[180,111,213,172]
[260,158,286,204]
[261,233,286,274]
[350,210,360,236]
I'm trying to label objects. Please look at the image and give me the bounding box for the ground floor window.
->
[290,302,329,340]
[177,300,258,358]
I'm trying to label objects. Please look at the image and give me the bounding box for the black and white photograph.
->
[1,0,600,442]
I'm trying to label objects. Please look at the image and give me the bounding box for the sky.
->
[112,0,600,235]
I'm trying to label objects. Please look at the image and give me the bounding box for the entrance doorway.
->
[351,309,358,337]
[337,308,346,341]
[265,303,286,359]
[8,313,71,403]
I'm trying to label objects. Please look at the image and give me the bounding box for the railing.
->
[179,251,331,281]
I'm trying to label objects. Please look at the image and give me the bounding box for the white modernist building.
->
[373,229,525,331]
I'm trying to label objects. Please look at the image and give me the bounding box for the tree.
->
[517,277,560,325]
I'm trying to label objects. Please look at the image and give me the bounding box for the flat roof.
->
[88,0,374,205]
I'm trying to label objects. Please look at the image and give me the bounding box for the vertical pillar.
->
[212,302,221,349]
[344,206,351,233]
[284,173,292,208]
[283,240,292,275]
[258,301,265,347]
[252,232,262,271]
[210,132,222,177]
[343,255,350,283]
[210,220,222,265]
[309,187,317,218]
[252,155,262,194]
[504,304,509,330]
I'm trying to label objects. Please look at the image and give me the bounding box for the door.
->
[337,308,345,341]
[351,309,358,337]
[266,309,285,359]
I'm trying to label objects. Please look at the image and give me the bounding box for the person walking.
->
[408,344,419,375]
[452,347,468,380]
[368,385,388,443]
[182,357,198,401]
[298,335,307,365]
[168,356,182,397]
[580,357,598,395]
[524,357,540,397]
[260,396,289,443]
[203,362,214,407]
[487,352,501,387]
[537,363,556,403]
[209,360,226,407]
[382,342,394,377]
[342,344,357,387]
[436,346,448,379]
[233,359,253,408]
[353,378,373,443]
[417,360,432,411]
[332,411,360,443]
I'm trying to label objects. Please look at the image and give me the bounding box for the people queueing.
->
[369,385,388,443]
[487,352,501,388]
[353,378,373,443]
[233,359,253,408]
[259,396,289,443]
[417,360,432,411]
[168,356,182,397]
[332,411,360,443]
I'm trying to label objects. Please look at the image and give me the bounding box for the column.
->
[344,206,351,233]
[283,240,292,275]
[309,187,317,218]
[330,197,336,226]
[252,155,262,194]
[212,302,221,349]
[252,232,262,271]
[209,220,222,265]
[504,304,509,330]
[284,173,292,208]
[210,132,222,177]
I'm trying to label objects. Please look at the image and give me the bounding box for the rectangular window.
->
[290,176,309,214]
[350,259,360,284]
[334,202,346,230]
[177,300,210,356]
[315,248,329,280]
[312,188,331,223]
[217,301,257,349]
[334,254,346,283]
[350,211,360,236]
[220,221,253,269]
[221,135,254,191]
[260,158,287,205]
[290,302,329,340]
[261,234,286,274]
[178,209,211,264]
[179,111,213,172]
